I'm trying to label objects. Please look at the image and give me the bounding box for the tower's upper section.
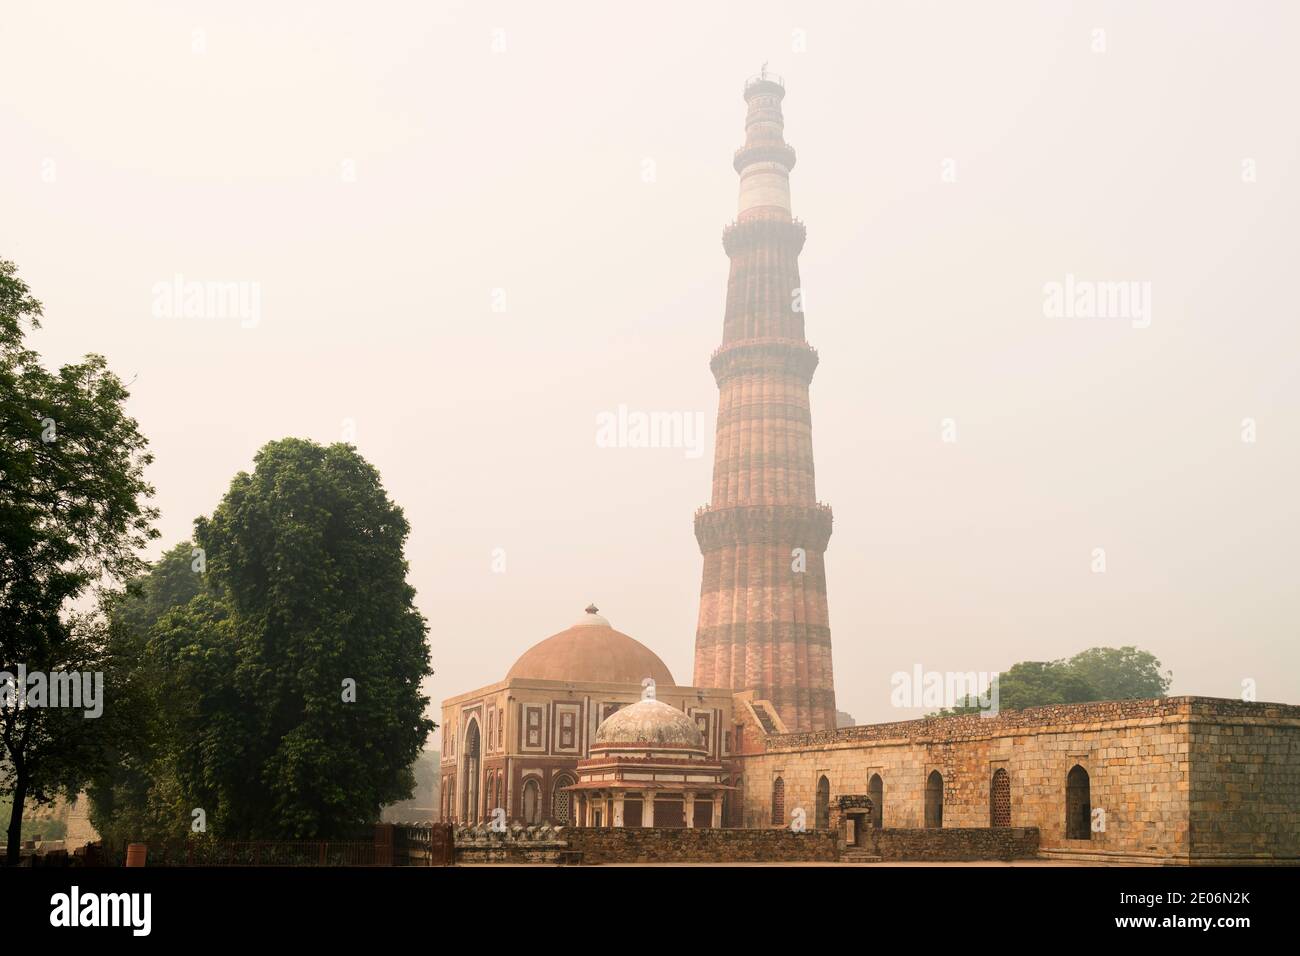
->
[735,72,797,222]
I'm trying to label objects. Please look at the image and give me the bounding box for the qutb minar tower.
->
[693,72,837,733]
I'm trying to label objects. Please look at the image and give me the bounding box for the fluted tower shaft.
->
[693,76,836,733]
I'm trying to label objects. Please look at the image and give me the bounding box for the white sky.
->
[3,1,1297,738]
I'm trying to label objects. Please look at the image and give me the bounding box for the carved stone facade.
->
[440,608,735,828]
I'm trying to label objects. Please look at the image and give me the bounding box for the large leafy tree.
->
[86,542,205,846]
[0,259,158,863]
[930,646,1172,717]
[993,660,1102,711]
[127,439,434,840]
[1067,646,1171,701]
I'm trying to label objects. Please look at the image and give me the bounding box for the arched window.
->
[990,768,1011,828]
[522,777,541,825]
[868,773,884,829]
[770,776,785,827]
[815,775,830,829]
[925,770,944,829]
[486,773,496,819]
[552,773,575,824]
[724,776,743,828]
[462,719,481,823]
[1066,764,1091,839]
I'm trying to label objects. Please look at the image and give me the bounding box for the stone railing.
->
[452,823,572,864]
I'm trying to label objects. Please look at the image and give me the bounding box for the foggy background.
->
[3,0,1297,739]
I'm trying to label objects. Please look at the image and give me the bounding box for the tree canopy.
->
[929,646,1173,717]
[1,259,158,863]
[91,439,435,842]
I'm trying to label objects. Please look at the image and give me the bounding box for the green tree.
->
[1,259,158,864]
[929,648,1171,717]
[139,439,434,839]
[1067,646,1171,700]
[996,660,1099,710]
[86,543,205,846]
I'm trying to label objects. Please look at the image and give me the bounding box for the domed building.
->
[567,692,732,828]
[440,606,739,827]
[435,74,1300,862]
[505,607,674,686]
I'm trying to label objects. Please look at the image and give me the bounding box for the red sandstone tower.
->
[693,73,837,733]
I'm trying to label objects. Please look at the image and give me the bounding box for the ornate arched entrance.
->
[461,718,481,823]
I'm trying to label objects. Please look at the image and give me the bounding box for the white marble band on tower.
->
[738,160,792,216]
[736,74,794,221]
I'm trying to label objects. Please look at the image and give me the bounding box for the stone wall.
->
[736,697,1300,865]
[564,826,837,864]
[453,824,569,864]
[863,827,1039,862]
[1187,699,1300,863]
[455,842,568,864]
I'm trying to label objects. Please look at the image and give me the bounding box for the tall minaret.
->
[693,73,837,734]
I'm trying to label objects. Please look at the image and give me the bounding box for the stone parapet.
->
[564,826,836,864]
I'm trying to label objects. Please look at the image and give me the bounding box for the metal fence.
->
[183,840,382,867]
[95,837,383,867]
[393,823,454,866]
[86,824,454,867]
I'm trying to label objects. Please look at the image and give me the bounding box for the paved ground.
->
[459,858,1112,867]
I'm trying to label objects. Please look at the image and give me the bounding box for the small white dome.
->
[595,698,703,749]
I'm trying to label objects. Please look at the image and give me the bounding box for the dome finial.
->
[585,603,599,615]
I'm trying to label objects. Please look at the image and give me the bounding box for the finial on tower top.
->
[744,68,784,94]
[585,603,599,615]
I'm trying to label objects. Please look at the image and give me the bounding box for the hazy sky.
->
[4,1,1297,738]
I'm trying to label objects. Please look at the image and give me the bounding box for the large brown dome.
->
[506,606,675,686]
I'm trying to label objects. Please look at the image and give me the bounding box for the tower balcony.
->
[693,502,834,553]
[721,215,806,256]
[733,142,797,173]
[709,337,819,386]
[744,73,785,97]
